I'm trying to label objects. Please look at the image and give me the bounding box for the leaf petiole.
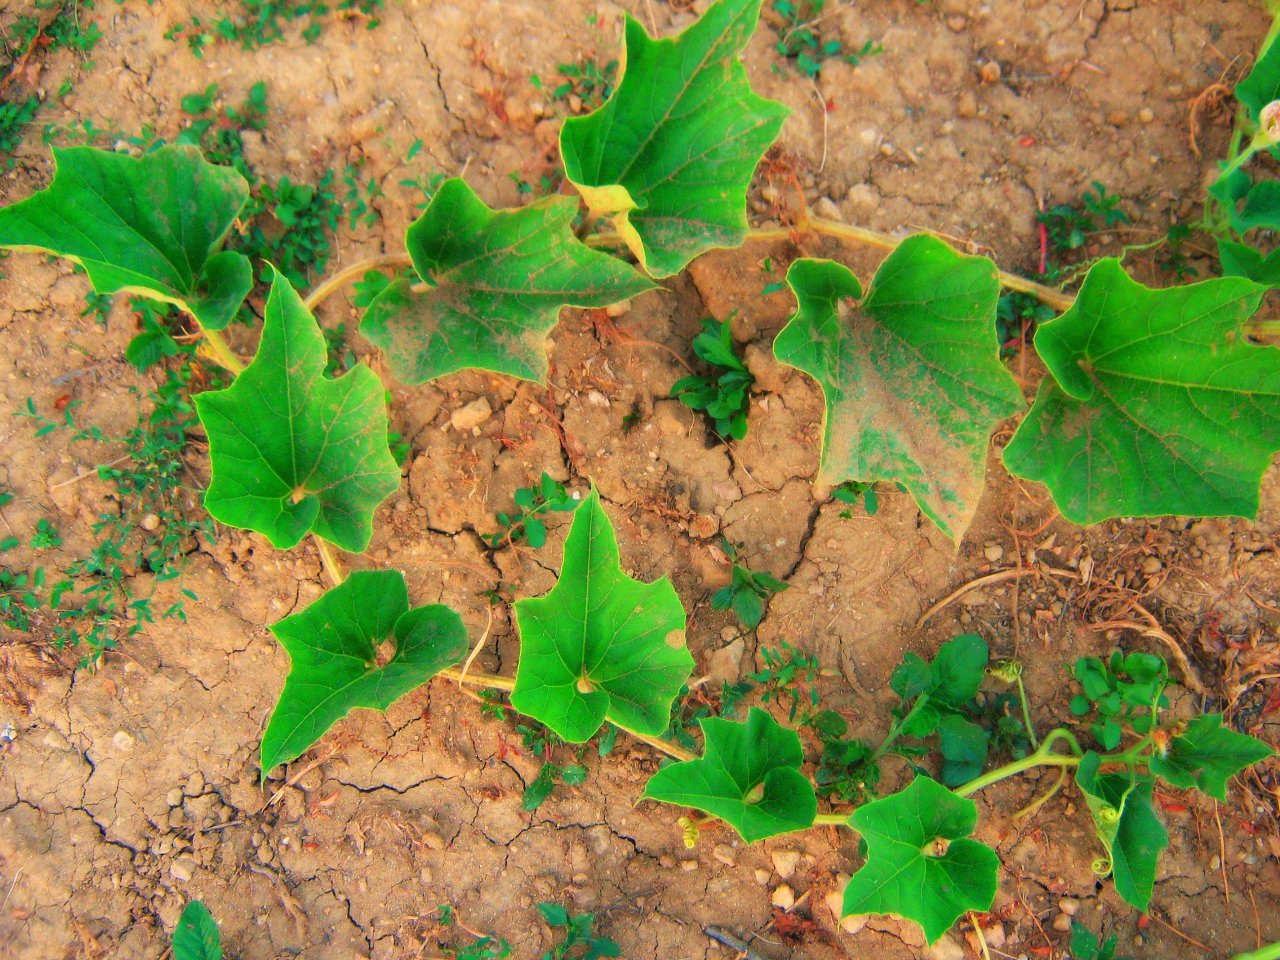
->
[953,727,1083,798]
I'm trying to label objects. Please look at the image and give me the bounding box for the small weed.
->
[166,0,385,58]
[485,473,577,549]
[748,641,818,720]
[672,316,753,440]
[435,904,512,959]
[30,518,61,549]
[832,480,877,517]
[515,721,592,812]
[1069,920,1132,960]
[531,57,618,112]
[712,544,789,630]
[537,902,620,960]
[1038,182,1130,253]
[1069,650,1169,750]
[341,157,383,230]
[772,1,882,79]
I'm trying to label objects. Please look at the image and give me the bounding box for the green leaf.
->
[1219,239,1280,286]
[640,707,817,842]
[173,901,221,960]
[559,0,789,277]
[891,653,931,700]
[938,714,989,786]
[260,569,468,776]
[1004,259,1278,524]
[511,488,692,742]
[1150,714,1272,801]
[775,243,1022,541]
[928,634,988,707]
[1236,34,1280,127]
[0,146,251,330]
[842,777,999,944]
[195,269,402,552]
[360,179,652,384]
[1075,752,1168,911]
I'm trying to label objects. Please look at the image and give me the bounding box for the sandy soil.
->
[1,1,1278,958]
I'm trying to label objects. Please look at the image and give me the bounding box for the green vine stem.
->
[813,811,851,827]
[953,727,1084,798]
[302,252,414,312]
[198,326,246,376]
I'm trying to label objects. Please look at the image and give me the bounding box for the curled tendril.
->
[1098,805,1122,824]
[1091,857,1113,877]
[678,816,700,849]
[1262,100,1280,143]
[987,659,1024,683]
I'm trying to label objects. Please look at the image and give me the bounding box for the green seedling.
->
[531,57,618,112]
[0,0,1276,951]
[537,902,620,960]
[30,518,61,549]
[516,721,588,812]
[712,559,788,630]
[671,316,754,440]
[166,0,385,57]
[772,1,882,78]
[485,473,577,549]
[1038,181,1130,252]
[1069,920,1131,960]
[832,480,878,517]
[1070,650,1169,750]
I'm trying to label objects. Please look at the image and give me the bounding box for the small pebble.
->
[771,848,801,878]
[1058,898,1079,916]
[659,854,676,869]
[754,868,770,886]
[679,858,698,872]
[771,884,795,910]
[984,544,1004,563]
[1210,854,1222,871]
[166,788,184,808]
[1141,556,1162,575]
[712,843,736,867]
[1052,913,1073,932]
[978,61,1001,84]
[450,397,493,431]
[1138,107,1155,124]
[169,858,195,883]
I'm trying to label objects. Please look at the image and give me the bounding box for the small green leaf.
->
[559,0,789,277]
[1219,239,1280,285]
[1075,752,1168,911]
[260,570,468,776]
[640,707,817,842]
[195,269,402,552]
[1150,714,1272,801]
[775,244,1022,541]
[938,714,989,787]
[1236,35,1280,128]
[173,901,222,960]
[0,146,251,330]
[929,634,988,707]
[512,488,692,742]
[891,653,932,701]
[1004,260,1278,525]
[360,179,652,384]
[842,777,999,944]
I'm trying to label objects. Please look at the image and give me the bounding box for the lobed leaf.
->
[173,901,222,960]
[360,178,653,384]
[842,776,999,944]
[1149,714,1272,801]
[0,145,251,330]
[1004,260,1278,525]
[1236,32,1280,128]
[260,569,468,776]
[1075,752,1168,911]
[195,269,402,552]
[559,0,789,277]
[640,707,817,841]
[774,242,1022,541]
[511,488,692,743]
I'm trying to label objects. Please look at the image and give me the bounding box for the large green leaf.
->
[774,242,1022,541]
[1004,260,1278,525]
[260,569,467,776]
[0,145,251,330]
[842,776,999,944]
[173,901,221,960]
[195,269,402,552]
[640,707,817,841]
[511,488,692,742]
[1236,29,1280,128]
[1149,714,1272,801]
[1075,752,1168,912]
[360,178,653,383]
[559,0,788,277]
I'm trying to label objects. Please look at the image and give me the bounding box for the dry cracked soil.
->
[1,1,1279,958]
